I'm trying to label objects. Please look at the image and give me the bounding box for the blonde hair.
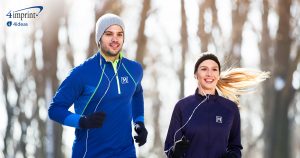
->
[216,68,270,105]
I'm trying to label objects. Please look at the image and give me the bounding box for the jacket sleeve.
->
[48,67,83,128]
[132,64,144,123]
[227,106,243,157]
[164,102,184,158]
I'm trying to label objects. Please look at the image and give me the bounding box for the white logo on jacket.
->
[121,76,128,84]
[216,116,222,123]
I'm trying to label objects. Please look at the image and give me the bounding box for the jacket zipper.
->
[112,62,121,94]
[116,73,121,94]
[207,100,211,157]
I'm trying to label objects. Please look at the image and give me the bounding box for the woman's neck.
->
[198,88,215,96]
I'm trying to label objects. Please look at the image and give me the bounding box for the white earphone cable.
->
[164,85,209,155]
[82,54,122,158]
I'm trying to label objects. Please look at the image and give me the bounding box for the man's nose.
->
[111,35,118,42]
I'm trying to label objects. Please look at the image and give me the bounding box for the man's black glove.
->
[134,122,148,146]
[79,112,106,129]
[221,152,238,158]
[172,136,190,158]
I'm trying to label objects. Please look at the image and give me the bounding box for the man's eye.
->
[105,33,112,36]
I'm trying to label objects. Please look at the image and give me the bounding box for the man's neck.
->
[101,51,120,62]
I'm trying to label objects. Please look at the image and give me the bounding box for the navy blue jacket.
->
[164,89,243,158]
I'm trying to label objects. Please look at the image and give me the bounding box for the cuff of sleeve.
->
[134,116,144,123]
[63,114,81,128]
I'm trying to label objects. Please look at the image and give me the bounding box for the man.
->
[48,13,148,158]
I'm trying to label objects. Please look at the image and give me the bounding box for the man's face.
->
[99,25,124,57]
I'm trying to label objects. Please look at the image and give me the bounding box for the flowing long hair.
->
[217,68,270,104]
[195,53,270,105]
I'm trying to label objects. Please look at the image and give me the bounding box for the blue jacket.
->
[164,89,243,158]
[48,52,144,158]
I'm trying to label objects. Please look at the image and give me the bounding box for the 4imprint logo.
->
[6,6,44,27]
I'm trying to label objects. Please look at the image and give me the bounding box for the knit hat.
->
[95,13,125,46]
[194,53,221,74]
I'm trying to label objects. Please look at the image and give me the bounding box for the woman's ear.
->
[194,75,197,79]
[216,75,220,81]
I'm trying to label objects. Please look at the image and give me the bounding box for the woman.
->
[164,53,269,158]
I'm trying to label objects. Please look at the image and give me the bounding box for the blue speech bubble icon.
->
[7,21,12,27]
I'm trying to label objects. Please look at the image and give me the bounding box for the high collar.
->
[98,51,123,66]
[194,88,219,101]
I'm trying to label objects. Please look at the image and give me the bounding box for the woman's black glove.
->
[221,152,238,158]
[79,112,106,129]
[134,122,148,146]
[172,136,190,158]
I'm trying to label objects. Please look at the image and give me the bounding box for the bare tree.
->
[133,0,165,157]
[198,0,219,53]
[1,28,47,158]
[135,0,151,68]
[30,29,47,158]
[228,0,250,65]
[259,0,275,157]
[2,46,19,158]
[266,0,299,156]
[179,0,188,99]
[41,0,64,157]
[259,0,300,157]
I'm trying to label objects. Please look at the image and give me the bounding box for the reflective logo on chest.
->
[216,116,223,123]
[121,76,129,84]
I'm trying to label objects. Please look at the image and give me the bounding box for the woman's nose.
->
[206,70,212,76]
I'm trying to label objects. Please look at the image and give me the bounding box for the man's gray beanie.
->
[95,13,125,45]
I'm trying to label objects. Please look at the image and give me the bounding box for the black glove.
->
[79,112,106,129]
[172,136,190,158]
[134,122,148,146]
[221,152,238,158]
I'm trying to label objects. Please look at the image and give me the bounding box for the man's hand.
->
[134,122,148,146]
[79,112,106,129]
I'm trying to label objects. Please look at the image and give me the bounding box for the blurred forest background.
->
[1,0,300,158]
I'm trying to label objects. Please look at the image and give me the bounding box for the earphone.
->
[82,52,122,158]
[164,80,209,156]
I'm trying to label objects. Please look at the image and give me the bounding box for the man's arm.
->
[48,68,82,128]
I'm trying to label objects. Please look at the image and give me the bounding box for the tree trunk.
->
[42,1,63,157]
[179,0,188,99]
[261,0,299,158]
[1,49,14,157]
[135,0,150,68]
[198,0,210,52]
[228,0,249,66]
[198,0,219,53]
[259,0,275,157]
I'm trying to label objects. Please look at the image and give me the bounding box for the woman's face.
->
[195,59,220,94]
